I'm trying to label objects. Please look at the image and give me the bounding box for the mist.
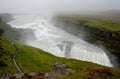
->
[0,0,120,14]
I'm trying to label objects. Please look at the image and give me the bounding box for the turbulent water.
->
[8,15,113,67]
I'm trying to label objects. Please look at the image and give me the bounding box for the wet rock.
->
[46,63,76,79]
[12,73,24,79]
[21,73,32,79]
[22,73,45,79]
[36,73,45,79]
[28,72,38,76]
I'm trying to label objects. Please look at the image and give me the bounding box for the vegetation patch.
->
[56,67,120,79]
[16,42,101,73]
[61,16,120,32]
[0,35,17,75]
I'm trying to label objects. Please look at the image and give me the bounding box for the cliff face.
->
[52,18,120,68]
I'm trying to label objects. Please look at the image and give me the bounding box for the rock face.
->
[46,64,76,79]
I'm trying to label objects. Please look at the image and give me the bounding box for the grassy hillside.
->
[15,42,102,73]
[15,42,120,79]
[0,35,17,75]
[61,16,120,32]
[0,19,17,76]
[0,35,119,78]
[0,15,120,78]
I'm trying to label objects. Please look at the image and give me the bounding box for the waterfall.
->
[8,15,113,67]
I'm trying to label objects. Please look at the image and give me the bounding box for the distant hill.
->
[58,10,120,24]
[81,10,120,23]
[99,10,120,17]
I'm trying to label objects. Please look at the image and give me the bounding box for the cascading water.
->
[8,15,113,67]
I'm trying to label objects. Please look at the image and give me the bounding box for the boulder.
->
[12,73,24,79]
[46,63,76,79]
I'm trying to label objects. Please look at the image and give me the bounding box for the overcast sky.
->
[0,0,120,14]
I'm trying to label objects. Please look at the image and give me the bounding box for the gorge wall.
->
[51,17,120,68]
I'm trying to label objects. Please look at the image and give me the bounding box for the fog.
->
[0,0,120,14]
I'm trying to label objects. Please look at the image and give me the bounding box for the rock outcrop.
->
[46,63,76,79]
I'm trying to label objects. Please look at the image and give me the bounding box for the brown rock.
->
[46,64,76,79]
[13,73,24,79]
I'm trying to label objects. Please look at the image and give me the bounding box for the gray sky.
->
[0,0,120,14]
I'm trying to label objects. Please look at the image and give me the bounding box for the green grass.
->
[61,17,120,32]
[0,21,17,75]
[15,42,120,79]
[0,35,17,75]
[16,42,102,73]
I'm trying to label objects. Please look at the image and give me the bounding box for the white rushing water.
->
[8,15,113,67]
